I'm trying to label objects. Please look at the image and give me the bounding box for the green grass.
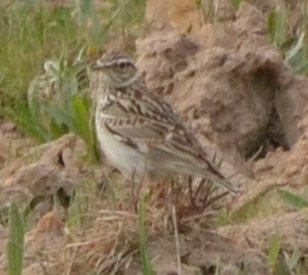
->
[267,233,307,275]
[277,188,308,210]
[2,1,308,274]
[7,203,24,275]
[0,2,146,272]
[268,5,308,74]
[0,0,145,160]
[138,193,155,275]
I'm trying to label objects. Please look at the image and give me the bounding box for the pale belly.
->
[96,121,149,180]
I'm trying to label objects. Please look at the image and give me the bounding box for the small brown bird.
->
[90,50,239,194]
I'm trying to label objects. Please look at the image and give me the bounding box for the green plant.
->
[285,32,308,74]
[7,203,24,275]
[231,0,243,10]
[268,234,281,269]
[138,193,155,275]
[27,53,98,160]
[283,250,302,272]
[277,188,308,210]
[268,7,289,48]
[266,208,307,274]
[267,234,294,275]
[267,6,308,75]
[0,0,145,159]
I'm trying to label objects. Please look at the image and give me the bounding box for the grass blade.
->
[273,255,292,275]
[7,202,24,275]
[72,94,91,140]
[277,188,308,210]
[268,7,288,47]
[285,32,305,63]
[268,234,281,269]
[138,193,155,275]
[71,94,98,161]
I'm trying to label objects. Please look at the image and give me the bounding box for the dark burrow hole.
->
[201,264,217,275]
[57,151,65,167]
[244,68,291,160]
[245,106,290,160]
[56,187,71,209]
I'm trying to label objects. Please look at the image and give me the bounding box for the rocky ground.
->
[1,1,308,274]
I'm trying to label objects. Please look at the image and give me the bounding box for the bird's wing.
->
[100,86,208,163]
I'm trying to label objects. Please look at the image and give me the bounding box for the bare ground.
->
[1,1,308,274]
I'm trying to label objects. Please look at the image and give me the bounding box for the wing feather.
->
[101,88,208,165]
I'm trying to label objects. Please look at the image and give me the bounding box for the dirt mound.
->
[219,209,308,254]
[136,2,308,187]
[2,1,308,274]
[0,120,33,169]
[126,232,269,275]
[0,134,85,221]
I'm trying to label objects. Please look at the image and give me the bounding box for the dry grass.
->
[20,174,233,274]
[2,1,308,274]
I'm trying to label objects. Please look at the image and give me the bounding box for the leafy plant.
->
[27,52,98,160]
[285,32,308,74]
[277,188,308,210]
[283,250,302,271]
[0,0,145,160]
[7,203,24,275]
[267,6,308,75]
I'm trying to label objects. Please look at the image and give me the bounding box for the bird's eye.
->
[118,62,126,69]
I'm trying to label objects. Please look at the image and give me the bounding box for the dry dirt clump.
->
[0,120,34,169]
[219,209,308,254]
[145,0,304,32]
[145,0,202,32]
[137,2,308,180]
[125,232,269,275]
[0,134,86,221]
[2,1,308,274]
[134,1,308,272]
[0,134,99,274]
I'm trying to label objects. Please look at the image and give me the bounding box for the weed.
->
[138,192,155,275]
[277,188,308,210]
[7,203,24,275]
[268,5,308,74]
[0,0,145,160]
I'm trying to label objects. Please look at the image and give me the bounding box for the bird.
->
[89,49,239,194]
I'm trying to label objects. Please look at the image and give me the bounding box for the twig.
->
[172,204,181,275]
[66,246,78,275]
[228,145,263,179]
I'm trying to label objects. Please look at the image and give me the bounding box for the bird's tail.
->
[173,161,241,194]
[203,169,241,194]
[187,162,241,194]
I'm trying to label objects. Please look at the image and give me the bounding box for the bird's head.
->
[90,49,138,88]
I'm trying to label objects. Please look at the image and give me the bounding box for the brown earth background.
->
[1,0,308,274]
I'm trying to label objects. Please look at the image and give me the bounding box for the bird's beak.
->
[89,62,105,71]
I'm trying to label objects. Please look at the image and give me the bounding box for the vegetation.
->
[267,5,308,74]
[7,203,24,275]
[138,193,155,275]
[1,0,308,274]
[0,0,145,158]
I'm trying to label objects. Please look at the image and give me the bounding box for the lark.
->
[90,49,239,194]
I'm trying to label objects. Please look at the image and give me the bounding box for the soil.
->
[1,1,308,274]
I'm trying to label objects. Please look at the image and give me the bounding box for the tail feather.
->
[175,161,241,194]
[185,161,241,194]
[204,170,240,194]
